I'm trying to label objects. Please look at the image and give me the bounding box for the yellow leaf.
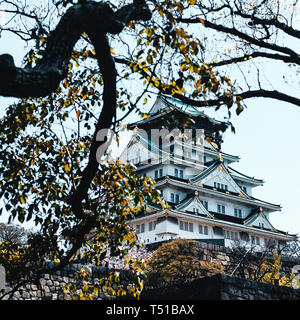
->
[146,54,153,64]
[20,196,26,204]
[64,164,71,173]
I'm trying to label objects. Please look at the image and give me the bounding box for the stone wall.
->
[141,274,300,300]
[3,264,114,300]
[2,241,300,300]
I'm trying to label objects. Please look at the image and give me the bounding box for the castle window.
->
[199,225,208,235]
[200,200,208,210]
[204,226,208,235]
[251,236,260,245]
[234,208,242,218]
[171,193,180,203]
[184,222,189,231]
[179,221,193,232]
[159,168,163,177]
[180,170,184,179]
[171,193,175,202]
[225,230,239,240]
[217,204,225,214]
[193,208,200,214]
[149,221,153,231]
[149,221,156,231]
[174,168,178,177]
[179,221,184,230]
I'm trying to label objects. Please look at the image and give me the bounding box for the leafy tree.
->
[146,239,224,287]
[255,249,294,286]
[0,223,30,245]
[0,0,299,299]
[226,241,300,288]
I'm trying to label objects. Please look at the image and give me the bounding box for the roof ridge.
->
[228,165,263,182]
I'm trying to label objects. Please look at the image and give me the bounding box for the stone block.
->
[207,243,214,250]
[22,291,30,300]
[50,286,56,293]
[31,284,38,291]
[44,286,50,293]
[40,279,47,286]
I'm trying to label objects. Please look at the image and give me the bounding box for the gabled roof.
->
[228,166,264,186]
[155,176,281,211]
[131,206,296,240]
[190,160,221,183]
[175,193,214,218]
[129,95,228,131]
[244,209,276,231]
[190,160,250,199]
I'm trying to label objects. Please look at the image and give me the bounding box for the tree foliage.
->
[146,239,224,287]
[0,223,30,245]
[226,242,300,288]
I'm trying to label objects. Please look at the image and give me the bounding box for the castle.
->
[119,95,296,250]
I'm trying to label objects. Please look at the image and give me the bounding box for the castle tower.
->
[119,95,296,249]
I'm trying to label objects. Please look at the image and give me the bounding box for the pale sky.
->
[221,98,300,236]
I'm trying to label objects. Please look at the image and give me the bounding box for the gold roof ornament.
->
[218,152,223,162]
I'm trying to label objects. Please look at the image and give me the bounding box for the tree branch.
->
[115,57,300,108]
[178,17,299,59]
[235,11,300,39]
[208,51,300,68]
[0,0,151,98]
[238,89,300,106]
